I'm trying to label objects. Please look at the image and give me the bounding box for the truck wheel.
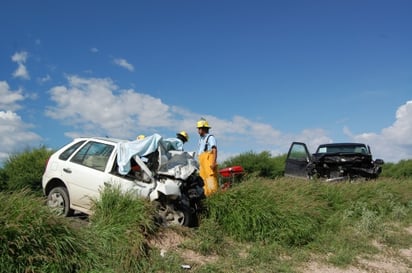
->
[47,187,74,217]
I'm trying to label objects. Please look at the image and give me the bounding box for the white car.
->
[42,134,205,227]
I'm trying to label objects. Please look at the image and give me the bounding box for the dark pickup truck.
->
[284,142,384,181]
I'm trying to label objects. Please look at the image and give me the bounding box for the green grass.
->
[1,177,411,272]
[186,177,412,272]
[1,147,411,272]
[205,178,329,245]
[0,189,97,273]
[88,186,158,272]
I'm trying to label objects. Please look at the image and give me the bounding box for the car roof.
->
[73,136,128,144]
[318,143,367,147]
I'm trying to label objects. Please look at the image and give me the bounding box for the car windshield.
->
[317,144,368,154]
[159,151,195,172]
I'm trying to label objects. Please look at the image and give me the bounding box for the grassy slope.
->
[1,177,411,273]
[176,177,412,272]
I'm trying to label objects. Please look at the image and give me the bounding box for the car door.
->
[284,142,311,178]
[63,141,115,211]
[108,172,155,199]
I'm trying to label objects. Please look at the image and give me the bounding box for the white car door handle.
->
[63,168,72,173]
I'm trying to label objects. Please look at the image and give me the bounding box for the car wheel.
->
[154,201,192,227]
[47,187,74,217]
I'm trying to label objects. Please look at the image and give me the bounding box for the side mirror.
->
[374,159,384,165]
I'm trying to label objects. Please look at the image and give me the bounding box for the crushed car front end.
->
[307,152,384,181]
[285,142,384,181]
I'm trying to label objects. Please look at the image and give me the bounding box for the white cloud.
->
[113,58,134,71]
[45,76,292,159]
[350,100,412,162]
[13,64,30,79]
[90,47,99,53]
[381,100,412,145]
[0,80,42,164]
[0,81,24,111]
[41,78,323,160]
[290,128,332,152]
[0,111,42,164]
[46,76,174,138]
[43,75,412,163]
[11,51,28,63]
[11,51,30,80]
[38,74,51,84]
[211,101,412,163]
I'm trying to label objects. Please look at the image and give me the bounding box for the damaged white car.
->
[42,134,205,227]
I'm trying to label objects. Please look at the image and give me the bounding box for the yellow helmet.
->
[196,118,211,128]
[136,134,145,140]
[177,131,189,142]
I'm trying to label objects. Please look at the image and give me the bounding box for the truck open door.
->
[284,142,311,178]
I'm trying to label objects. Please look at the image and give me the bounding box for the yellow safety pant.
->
[199,151,218,197]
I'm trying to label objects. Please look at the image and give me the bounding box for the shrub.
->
[382,159,412,178]
[1,146,53,192]
[222,151,286,179]
[0,168,7,191]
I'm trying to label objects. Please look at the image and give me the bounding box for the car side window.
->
[71,141,114,172]
[59,140,86,160]
[288,143,308,161]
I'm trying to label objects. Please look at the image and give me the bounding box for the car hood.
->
[312,152,372,164]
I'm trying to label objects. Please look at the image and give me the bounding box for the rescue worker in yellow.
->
[196,118,218,197]
[165,131,189,151]
[176,131,189,149]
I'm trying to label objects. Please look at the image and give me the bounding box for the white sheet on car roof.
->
[116,133,183,175]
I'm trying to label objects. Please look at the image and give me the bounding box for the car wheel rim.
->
[157,203,185,226]
[48,192,65,215]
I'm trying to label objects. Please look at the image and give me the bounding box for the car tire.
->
[47,187,74,217]
[154,200,193,227]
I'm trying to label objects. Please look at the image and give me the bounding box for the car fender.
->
[149,178,181,201]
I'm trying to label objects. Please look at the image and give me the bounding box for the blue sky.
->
[1,0,411,164]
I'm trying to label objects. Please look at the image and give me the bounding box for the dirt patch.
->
[299,226,412,273]
[148,228,185,251]
[148,228,218,266]
[359,255,410,273]
[302,262,365,273]
[300,254,411,273]
[149,227,411,272]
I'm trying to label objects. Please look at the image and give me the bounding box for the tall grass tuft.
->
[204,177,412,247]
[205,178,330,246]
[0,189,95,273]
[88,186,158,272]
